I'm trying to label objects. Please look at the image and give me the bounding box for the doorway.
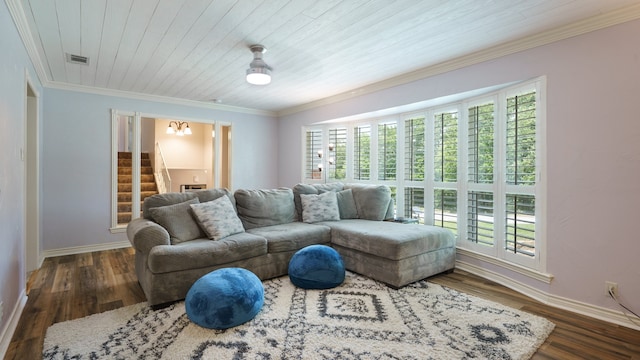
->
[110,111,233,230]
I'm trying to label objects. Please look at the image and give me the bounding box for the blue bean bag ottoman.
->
[288,245,345,289]
[185,267,264,329]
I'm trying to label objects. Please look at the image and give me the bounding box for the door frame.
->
[24,71,41,274]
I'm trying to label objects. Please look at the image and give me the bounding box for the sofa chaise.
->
[127,183,455,307]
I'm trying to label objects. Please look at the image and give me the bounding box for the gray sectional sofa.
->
[127,183,456,307]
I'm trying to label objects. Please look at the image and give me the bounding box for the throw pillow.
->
[149,198,204,244]
[300,191,340,223]
[190,195,245,241]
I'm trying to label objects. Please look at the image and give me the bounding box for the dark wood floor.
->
[5,247,640,359]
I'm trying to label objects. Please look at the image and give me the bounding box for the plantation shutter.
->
[353,125,371,180]
[304,129,323,180]
[404,117,425,181]
[378,122,397,180]
[467,103,495,246]
[432,111,458,234]
[328,127,347,180]
[506,92,536,186]
[434,189,457,235]
[505,91,537,257]
[467,191,494,246]
[468,104,494,183]
[404,187,425,223]
[434,111,458,182]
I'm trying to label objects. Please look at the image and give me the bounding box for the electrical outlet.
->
[606,281,618,297]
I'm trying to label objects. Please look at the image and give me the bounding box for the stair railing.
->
[155,142,172,193]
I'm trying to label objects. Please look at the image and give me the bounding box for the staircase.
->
[117,152,158,224]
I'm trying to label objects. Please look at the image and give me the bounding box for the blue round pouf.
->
[288,245,345,289]
[185,268,264,329]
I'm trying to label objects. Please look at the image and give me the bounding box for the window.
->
[304,129,323,180]
[468,103,494,184]
[404,187,425,223]
[434,111,458,182]
[506,194,535,256]
[328,127,347,180]
[378,122,397,180]
[405,117,425,181]
[434,189,457,235]
[467,102,495,247]
[467,191,494,246]
[506,92,536,186]
[353,125,371,180]
[301,78,544,272]
[504,91,537,259]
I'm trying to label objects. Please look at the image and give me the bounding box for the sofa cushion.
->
[335,189,359,219]
[143,192,197,219]
[193,188,236,209]
[148,232,268,273]
[148,198,204,244]
[247,222,331,253]
[190,196,245,241]
[346,184,393,221]
[300,192,340,223]
[321,219,455,261]
[234,188,296,229]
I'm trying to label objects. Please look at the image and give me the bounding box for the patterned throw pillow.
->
[190,196,245,241]
[300,192,340,223]
[149,198,204,244]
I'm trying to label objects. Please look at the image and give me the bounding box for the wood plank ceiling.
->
[15,0,640,113]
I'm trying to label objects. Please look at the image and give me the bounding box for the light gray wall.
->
[41,88,278,251]
[279,19,640,315]
[0,0,43,344]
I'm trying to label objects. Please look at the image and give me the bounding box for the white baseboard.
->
[0,290,27,359]
[456,260,640,331]
[42,240,131,258]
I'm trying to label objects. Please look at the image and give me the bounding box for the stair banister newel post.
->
[155,142,172,194]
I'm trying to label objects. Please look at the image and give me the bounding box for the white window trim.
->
[302,76,547,274]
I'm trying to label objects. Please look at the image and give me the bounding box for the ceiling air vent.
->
[66,53,89,65]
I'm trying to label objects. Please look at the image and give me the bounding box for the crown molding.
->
[277,3,640,117]
[5,0,49,86]
[47,81,276,117]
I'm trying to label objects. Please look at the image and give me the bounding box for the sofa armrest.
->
[127,218,170,254]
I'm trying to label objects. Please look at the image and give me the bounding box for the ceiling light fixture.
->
[246,44,271,85]
[166,121,192,136]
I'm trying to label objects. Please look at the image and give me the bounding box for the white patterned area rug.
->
[43,272,554,359]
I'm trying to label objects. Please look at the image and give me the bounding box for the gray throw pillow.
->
[347,184,392,221]
[149,198,204,244]
[190,196,245,241]
[300,192,340,223]
[142,192,197,219]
